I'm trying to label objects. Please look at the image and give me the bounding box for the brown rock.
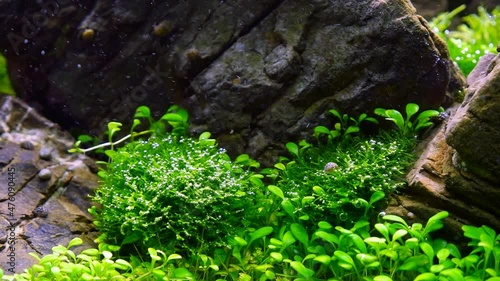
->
[0,96,99,272]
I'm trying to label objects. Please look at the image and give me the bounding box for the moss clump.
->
[91,133,258,253]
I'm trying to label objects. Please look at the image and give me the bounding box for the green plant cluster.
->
[430,5,500,76]
[5,103,494,281]
[85,106,262,252]
[2,213,499,281]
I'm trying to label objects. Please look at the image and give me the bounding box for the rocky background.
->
[0,0,498,272]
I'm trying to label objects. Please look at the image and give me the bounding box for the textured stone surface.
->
[0,0,462,164]
[0,95,99,273]
[386,55,500,238]
[446,54,500,183]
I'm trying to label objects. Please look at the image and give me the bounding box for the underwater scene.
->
[0,0,499,280]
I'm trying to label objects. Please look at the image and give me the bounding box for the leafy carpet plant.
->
[3,212,499,281]
[430,5,500,76]
[5,103,497,280]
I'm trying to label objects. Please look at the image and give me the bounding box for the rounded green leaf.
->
[392,229,408,242]
[406,103,420,120]
[161,113,183,122]
[369,191,385,205]
[289,261,314,278]
[313,186,326,196]
[291,223,309,247]
[318,221,332,230]
[415,272,437,281]
[314,126,330,135]
[134,106,151,118]
[286,142,299,157]
[172,268,194,278]
[67,238,83,249]
[268,185,284,200]
[249,226,274,245]
[314,255,331,265]
[271,252,283,262]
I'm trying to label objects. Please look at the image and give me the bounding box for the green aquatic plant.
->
[90,131,261,253]
[0,55,15,96]
[374,103,440,136]
[70,105,188,154]
[3,212,499,281]
[271,130,417,227]
[314,109,378,144]
[430,5,500,75]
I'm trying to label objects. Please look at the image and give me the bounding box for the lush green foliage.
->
[430,5,500,76]
[0,54,15,95]
[268,131,416,228]
[7,103,495,280]
[90,132,260,252]
[374,103,440,137]
[3,213,499,281]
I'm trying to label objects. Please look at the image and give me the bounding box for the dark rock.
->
[32,206,49,218]
[20,141,34,150]
[0,96,100,272]
[0,0,462,164]
[38,168,52,181]
[38,147,53,161]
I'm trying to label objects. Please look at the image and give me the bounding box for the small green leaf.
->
[67,238,83,249]
[375,223,390,241]
[415,273,437,281]
[392,229,408,242]
[369,191,385,205]
[318,221,332,230]
[199,131,211,140]
[271,252,283,262]
[291,223,309,248]
[289,261,314,278]
[314,126,330,135]
[383,215,409,228]
[274,163,286,171]
[268,185,284,200]
[314,231,338,245]
[345,126,360,135]
[329,109,343,120]
[134,106,151,118]
[249,227,274,245]
[281,200,295,219]
[286,142,299,158]
[161,113,183,122]
[167,253,182,262]
[172,268,194,278]
[406,103,420,120]
[312,186,326,196]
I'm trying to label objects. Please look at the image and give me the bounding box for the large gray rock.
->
[0,95,99,273]
[386,54,500,238]
[446,54,500,183]
[0,0,462,164]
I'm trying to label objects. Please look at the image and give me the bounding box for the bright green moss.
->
[91,134,259,253]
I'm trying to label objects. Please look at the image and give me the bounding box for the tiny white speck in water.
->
[77,64,81,68]
[24,39,29,44]
[41,50,45,55]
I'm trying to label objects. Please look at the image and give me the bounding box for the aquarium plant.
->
[430,5,500,76]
